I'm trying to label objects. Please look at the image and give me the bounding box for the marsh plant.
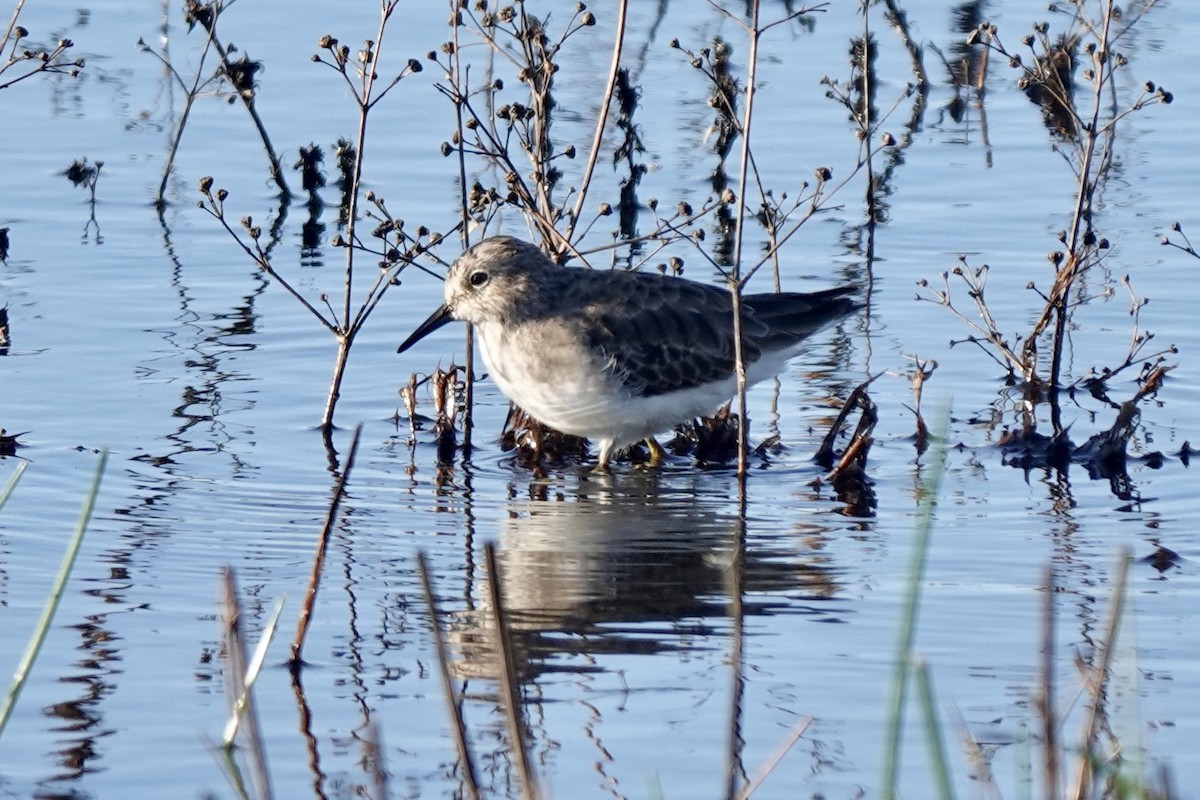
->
[196,2,437,443]
[0,8,82,92]
[917,2,1176,468]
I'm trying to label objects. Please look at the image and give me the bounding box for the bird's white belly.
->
[477,322,736,449]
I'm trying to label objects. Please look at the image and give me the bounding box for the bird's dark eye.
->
[469,270,489,287]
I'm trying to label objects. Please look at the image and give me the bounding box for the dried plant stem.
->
[723,0,762,480]
[1068,549,1130,800]
[290,423,363,669]
[156,18,218,208]
[448,2,475,453]
[737,715,812,800]
[563,0,628,242]
[417,552,482,800]
[483,543,539,800]
[0,451,105,738]
[0,459,28,512]
[220,568,273,800]
[1,0,27,47]
[321,3,399,432]
[1021,0,1116,399]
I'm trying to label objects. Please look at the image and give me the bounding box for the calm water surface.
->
[2,1,1198,798]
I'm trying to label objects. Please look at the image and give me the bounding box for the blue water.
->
[1,1,1198,798]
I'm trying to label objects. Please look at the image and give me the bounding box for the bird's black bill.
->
[397,304,454,353]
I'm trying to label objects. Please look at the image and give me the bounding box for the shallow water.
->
[2,1,1199,798]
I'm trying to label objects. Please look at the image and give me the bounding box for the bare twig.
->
[563,0,628,242]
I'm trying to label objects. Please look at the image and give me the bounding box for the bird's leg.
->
[591,441,614,473]
[643,437,666,467]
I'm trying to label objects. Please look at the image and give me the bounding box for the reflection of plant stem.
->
[1067,550,1129,799]
[417,552,481,800]
[290,424,362,669]
[723,505,747,799]
[483,543,540,800]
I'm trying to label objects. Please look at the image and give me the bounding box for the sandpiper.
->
[398,236,857,468]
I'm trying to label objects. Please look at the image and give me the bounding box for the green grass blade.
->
[0,460,29,513]
[881,411,947,799]
[915,658,956,800]
[0,450,108,738]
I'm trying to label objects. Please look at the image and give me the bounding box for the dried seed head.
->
[648,198,658,211]
[563,144,576,158]
[721,188,736,204]
[441,141,453,156]
[881,131,896,146]
[408,58,422,73]
[582,12,595,25]
[678,201,693,216]
[814,166,832,182]
[14,26,28,38]
[241,215,253,229]
[598,202,612,216]
[1047,251,1064,265]
[318,35,335,49]
[198,175,214,194]
[216,188,228,202]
